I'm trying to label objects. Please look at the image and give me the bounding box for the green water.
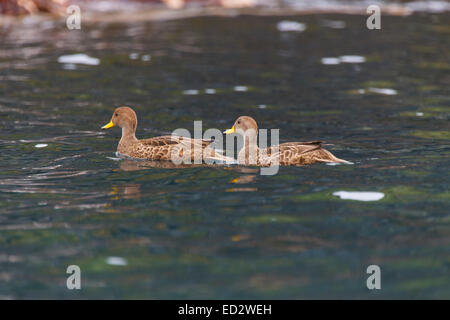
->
[0,13,449,299]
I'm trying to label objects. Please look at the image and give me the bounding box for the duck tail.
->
[319,150,353,165]
[332,157,354,165]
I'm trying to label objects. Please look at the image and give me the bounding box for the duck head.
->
[224,116,258,138]
[102,106,138,133]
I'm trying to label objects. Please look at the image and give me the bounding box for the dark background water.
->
[0,12,449,299]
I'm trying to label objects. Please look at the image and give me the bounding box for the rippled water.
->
[0,13,449,299]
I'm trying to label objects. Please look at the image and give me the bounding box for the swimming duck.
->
[224,116,351,166]
[102,106,232,163]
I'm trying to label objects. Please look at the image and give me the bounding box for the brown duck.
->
[102,106,233,163]
[224,116,351,166]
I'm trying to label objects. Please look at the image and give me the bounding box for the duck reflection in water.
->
[110,184,141,200]
[118,159,214,171]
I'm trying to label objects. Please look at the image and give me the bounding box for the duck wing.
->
[257,141,324,166]
[140,135,213,148]
[266,141,323,156]
[138,135,215,162]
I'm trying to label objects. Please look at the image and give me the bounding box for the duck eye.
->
[115,113,119,117]
[237,121,241,124]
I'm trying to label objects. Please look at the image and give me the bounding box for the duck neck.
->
[119,126,137,144]
[238,134,259,165]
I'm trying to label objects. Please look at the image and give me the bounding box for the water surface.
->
[0,13,449,299]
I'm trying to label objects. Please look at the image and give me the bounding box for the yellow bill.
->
[223,125,235,134]
[101,120,114,129]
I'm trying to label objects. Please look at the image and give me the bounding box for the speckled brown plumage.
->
[102,106,233,163]
[225,116,351,166]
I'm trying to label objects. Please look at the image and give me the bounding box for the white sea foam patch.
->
[183,89,199,95]
[368,88,398,95]
[129,53,139,60]
[321,57,340,65]
[106,256,128,266]
[277,21,306,32]
[58,53,100,65]
[234,86,248,92]
[333,191,385,201]
[35,144,48,148]
[339,55,366,63]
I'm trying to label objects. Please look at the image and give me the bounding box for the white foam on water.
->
[58,53,100,65]
[183,89,199,95]
[258,104,267,109]
[129,53,139,60]
[141,54,151,61]
[277,21,307,32]
[106,256,128,266]
[333,191,385,201]
[368,87,398,95]
[321,57,340,65]
[234,86,248,92]
[416,112,424,116]
[35,144,48,148]
[205,88,216,94]
[339,55,366,63]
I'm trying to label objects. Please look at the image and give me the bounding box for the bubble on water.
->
[321,57,340,65]
[333,191,385,201]
[416,112,424,116]
[277,21,306,32]
[205,88,216,94]
[58,53,100,65]
[129,53,139,60]
[234,86,248,92]
[106,256,128,266]
[339,55,366,63]
[141,54,151,62]
[368,87,398,95]
[183,89,199,95]
[258,104,267,109]
[35,144,48,148]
